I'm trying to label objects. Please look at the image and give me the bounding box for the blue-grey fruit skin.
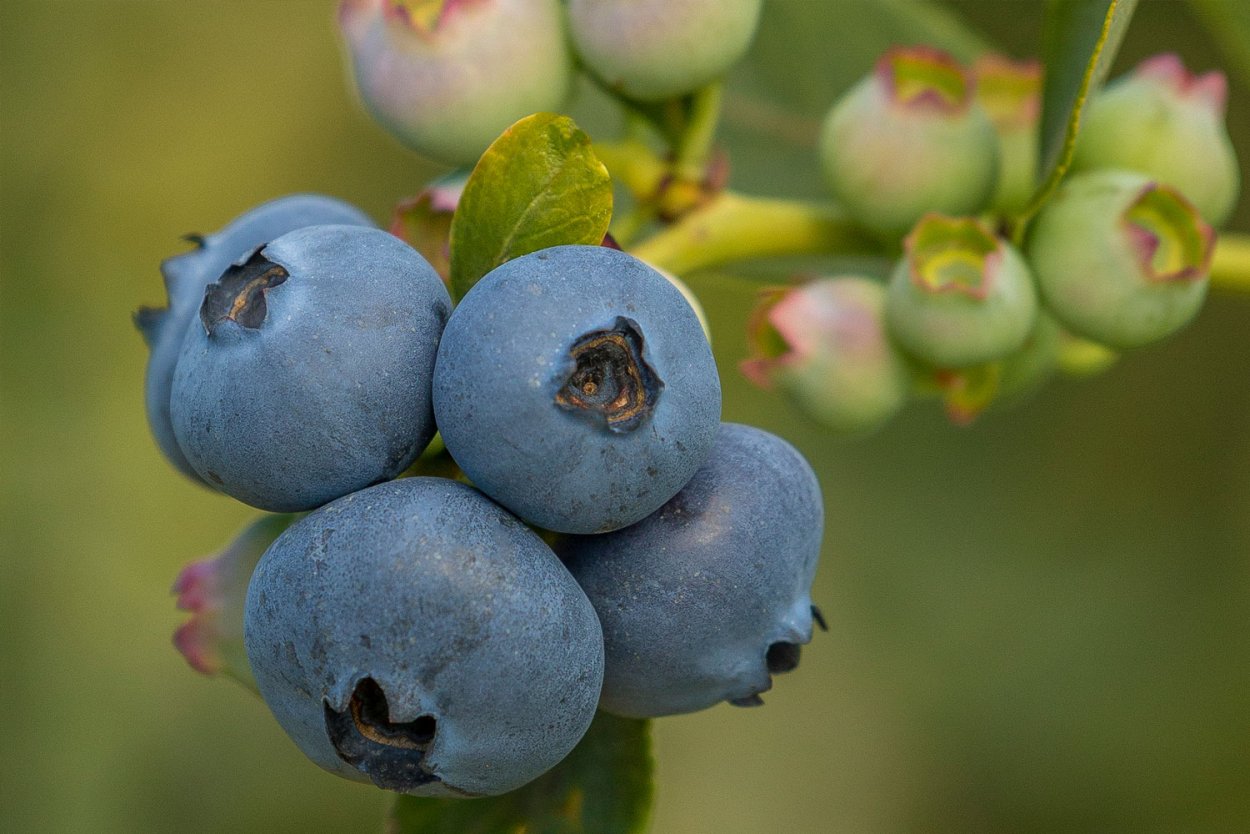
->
[559,423,824,718]
[244,477,605,797]
[136,194,374,484]
[171,225,450,512]
[433,245,721,534]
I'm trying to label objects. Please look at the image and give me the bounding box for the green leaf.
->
[388,713,652,834]
[448,113,613,301]
[1188,0,1250,88]
[1019,0,1139,225]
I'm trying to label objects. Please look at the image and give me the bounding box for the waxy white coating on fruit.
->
[244,477,605,797]
[560,423,823,718]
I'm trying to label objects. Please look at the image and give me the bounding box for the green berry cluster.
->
[747,48,1233,433]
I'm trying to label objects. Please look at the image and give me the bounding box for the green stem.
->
[1212,231,1250,292]
[673,82,724,181]
[629,192,879,275]
[610,202,658,248]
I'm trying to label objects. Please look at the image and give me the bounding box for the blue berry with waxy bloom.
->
[171,224,451,512]
[819,46,999,240]
[559,422,824,718]
[339,0,572,166]
[1025,170,1215,349]
[886,214,1038,369]
[741,277,910,435]
[432,244,721,534]
[135,194,374,483]
[567,0,762,102]
[1073,54,1239,226]
[244,477,605,797]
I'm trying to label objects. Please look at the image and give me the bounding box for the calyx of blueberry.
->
[200,250,288,333]
[324,677,445,793]
[556,317,663,433]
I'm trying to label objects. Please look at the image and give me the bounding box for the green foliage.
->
[1189,0,1250,88]
[389,714,652,834]
[448,113,613,301]
[1023,0,1139,223]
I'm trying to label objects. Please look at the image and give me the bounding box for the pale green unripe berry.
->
[1026,170,1215,350]
[997,313,1061,401]
[741,277,910,435]
[567,0,762,102]
[339,0,572,166]
[819,47,999,240]
[886,214,1038,369]
[974,55,1041,216]
[1073,54,1239,226]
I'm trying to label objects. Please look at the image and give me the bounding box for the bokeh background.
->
[3,1,1249,832]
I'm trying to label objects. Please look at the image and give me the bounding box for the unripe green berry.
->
[339,0,572,166]
[567,0,762,102]
[819,47,999,240]
[1026,170,1215,349]
[974,54,1041,216]
[1072,54,1239,226]
[997,313,1061,401]
[886,214,1038,368]
[742,277,910,435]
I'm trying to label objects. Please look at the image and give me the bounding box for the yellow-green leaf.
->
[448,113,613,301]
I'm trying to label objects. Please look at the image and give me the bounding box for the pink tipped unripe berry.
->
[974,55,1042,215]
[1073,54,1239,226]
[567,0,762,102]
[819,47,999,240]
[886,214,1038,369]
[339,0,572,165]
[1026,170,1215,350]
[742,277,911,435]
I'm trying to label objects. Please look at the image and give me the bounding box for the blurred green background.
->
[2,1,1249,832]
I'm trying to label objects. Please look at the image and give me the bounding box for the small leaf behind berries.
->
[1020,0,1139,228]
[390,170,469,285]
[388,713,652,834]
[448,113,613,302]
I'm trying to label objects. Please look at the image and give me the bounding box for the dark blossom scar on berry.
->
[200,249,288,333]
[555,317,663,433]
[324,676,475,796]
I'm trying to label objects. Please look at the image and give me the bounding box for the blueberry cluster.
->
[141,201,824,797]
[746,49,1234,434]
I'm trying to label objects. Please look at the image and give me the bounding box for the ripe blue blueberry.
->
[171,224,450,512]
[244,477,605,797]
[559,422,824,718]
[136,194,374,483]
[432,245,721,534]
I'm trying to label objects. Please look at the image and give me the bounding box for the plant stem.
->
[673,82,724,181]
[629,192,879,275]
[1211,232,1250,292]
